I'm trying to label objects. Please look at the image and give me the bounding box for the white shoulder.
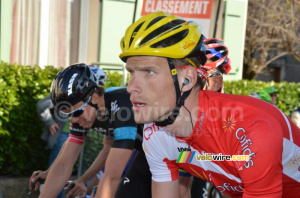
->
[143,123,174,158]
[142,123,190,182]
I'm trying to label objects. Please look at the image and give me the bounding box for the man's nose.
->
[71,116,79,123]
[127,75,141,94]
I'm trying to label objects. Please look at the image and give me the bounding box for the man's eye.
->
[147,70,154,75]
[127,70,133,74]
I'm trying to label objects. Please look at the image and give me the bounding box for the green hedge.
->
[0,62,60,175]
[224,80,300,116]
[0,62,299,176]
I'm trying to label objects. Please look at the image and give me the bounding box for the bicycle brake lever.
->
[65,181,75,189]
[64,181,76,198]
[28,173,45,195]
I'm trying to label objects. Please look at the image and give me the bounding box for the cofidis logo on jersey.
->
[223,116,236,132]
[216,183,243,193]
[235,128,256,169]
[287,153,300,170]
[142,142,151,156]
[144,122,163,140]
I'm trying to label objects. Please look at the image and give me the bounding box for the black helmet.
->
[50,63,98,109]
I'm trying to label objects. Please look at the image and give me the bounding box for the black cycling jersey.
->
[115,150,151,198]
[69,87,143,151]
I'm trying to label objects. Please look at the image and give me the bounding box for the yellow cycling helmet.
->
[119,11,207,66]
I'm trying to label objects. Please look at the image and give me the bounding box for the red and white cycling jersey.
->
[143,91,300,198]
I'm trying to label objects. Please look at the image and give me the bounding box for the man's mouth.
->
[79,120,87,126]
[131,100,146,110]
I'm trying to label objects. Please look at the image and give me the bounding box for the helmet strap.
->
[155,58,192,127]
[155,89,192,126]
[87,101,101,117]
[168,58,181,99]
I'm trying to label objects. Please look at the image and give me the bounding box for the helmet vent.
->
[130,22,144,47]
[145,16,166,30]
[207,46,227,61]
[151,29,188,48]
[140,19,186,46]
[209,56,219,62]
[204,39,223,45]
[214,46,225,52]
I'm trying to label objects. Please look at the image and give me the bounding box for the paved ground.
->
[0,175,81,198]
[0,177,38,198]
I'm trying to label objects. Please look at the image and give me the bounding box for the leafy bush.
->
[224,80,300,115]
[0,62,61,175]
[104,71,129,88]
[81,130,104,174]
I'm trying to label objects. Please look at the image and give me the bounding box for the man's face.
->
[270,93,277,105]
[62,94,105,128]
[205,70,223,92]
[126,56,176,124]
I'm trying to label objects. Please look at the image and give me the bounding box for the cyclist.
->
[36,94,70,198]
[120,11,300,197]
[201,38,231,92]
[29,64,146,198]
[290,107,300,128]
[117,37,232,198]
[249,90,272,103]
[264,86,278,105]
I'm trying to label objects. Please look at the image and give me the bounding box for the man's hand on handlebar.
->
[28,170,47,194]
[65,180,87,198]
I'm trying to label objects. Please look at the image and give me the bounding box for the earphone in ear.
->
[183,78,190,85]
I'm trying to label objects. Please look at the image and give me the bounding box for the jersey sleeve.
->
[110,106,137,149]
[143,123,179,182]
[236,120,283,197]
[68,122,88,145]
[179,169,192,177]
[105,89,141,150]
[109,95,138,149]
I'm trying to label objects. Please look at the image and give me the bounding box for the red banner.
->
[141,0,213,19]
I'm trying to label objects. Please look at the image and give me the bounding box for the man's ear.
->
[181,67,197,92]
[91,92,99,103]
